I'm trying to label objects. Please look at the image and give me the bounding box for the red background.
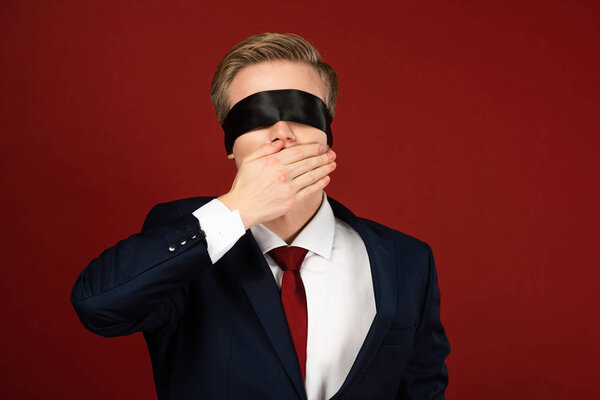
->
[1,1,599,398]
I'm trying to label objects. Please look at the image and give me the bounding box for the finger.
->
[288,149,336,180]
[276,142,329,165]
[295,175,331,203]
[292,160,336,192]
[244,140,284,163]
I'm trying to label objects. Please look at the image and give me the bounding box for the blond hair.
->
[210,32,339,125]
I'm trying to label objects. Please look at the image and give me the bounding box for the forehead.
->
[228,60,326,109]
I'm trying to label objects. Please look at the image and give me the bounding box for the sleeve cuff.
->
[192,198,247,264]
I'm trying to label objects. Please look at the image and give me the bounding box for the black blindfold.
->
[222,89,333,155]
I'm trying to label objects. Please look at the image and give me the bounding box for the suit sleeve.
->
[70,202,212,337]
[396,243,451,399]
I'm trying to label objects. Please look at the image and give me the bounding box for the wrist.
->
[217,193,254,230]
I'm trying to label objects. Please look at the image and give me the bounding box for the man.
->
[71,32,450,399]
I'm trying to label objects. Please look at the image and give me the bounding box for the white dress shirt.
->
[193,191,376,400]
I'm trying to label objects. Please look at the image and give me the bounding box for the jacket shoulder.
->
[356,216,435,283]
[356,216,432,260]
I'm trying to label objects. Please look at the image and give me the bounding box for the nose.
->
[269,121,296,146]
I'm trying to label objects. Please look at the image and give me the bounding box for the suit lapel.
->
[224,230,308,400]
[326,196,397,399]
[221,194,397,400]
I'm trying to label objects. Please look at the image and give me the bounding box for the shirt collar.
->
[250,191,335,260]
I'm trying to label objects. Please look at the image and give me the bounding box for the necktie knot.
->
[268,245,309,271]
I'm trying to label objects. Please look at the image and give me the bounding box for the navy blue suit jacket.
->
[71,195,450,399]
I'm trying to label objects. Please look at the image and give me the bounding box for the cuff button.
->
[180,240,187,246]
[168,245,176,252]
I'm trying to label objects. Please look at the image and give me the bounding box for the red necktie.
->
[268,245,310,382]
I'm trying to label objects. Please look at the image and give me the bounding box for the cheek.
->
[292,124,328,143]
[307,129,328,144]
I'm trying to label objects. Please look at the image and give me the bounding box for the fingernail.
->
[319,144,328,153]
